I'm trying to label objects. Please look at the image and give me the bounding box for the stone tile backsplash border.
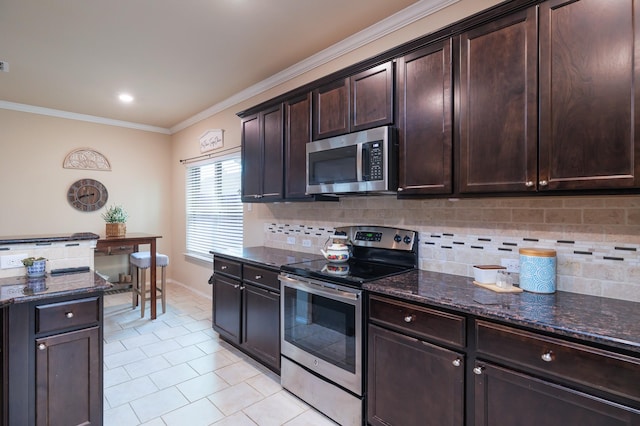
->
[259,195,640,302]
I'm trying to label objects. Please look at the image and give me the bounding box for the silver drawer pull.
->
[541,351,553,362]
[452,358,461,367]
[233,284,240,289]
[525,181,534,187]
[221,265,228,270]
[255,275,262,280]
[65,312,74,319]
[473,366,484,375]
[539,180,549,186]
[404,315,414,323]
[38,343,46,351]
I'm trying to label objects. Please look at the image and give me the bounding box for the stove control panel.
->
[355,231,382,242]
[338,226,417,252]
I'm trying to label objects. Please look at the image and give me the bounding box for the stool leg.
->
[161,266,166,313]
[131,265,138,308]
[140,268,147,318]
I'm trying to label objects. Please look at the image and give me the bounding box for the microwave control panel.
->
[365,141,383,181]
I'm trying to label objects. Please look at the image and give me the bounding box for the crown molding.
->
[170,0,459,134]
[0,100,171,134]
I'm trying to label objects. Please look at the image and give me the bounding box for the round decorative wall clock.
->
[67,179,109,212]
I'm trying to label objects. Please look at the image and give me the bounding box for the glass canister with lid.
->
[519,248,557,293]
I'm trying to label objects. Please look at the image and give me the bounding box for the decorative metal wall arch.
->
[63,148,111,171]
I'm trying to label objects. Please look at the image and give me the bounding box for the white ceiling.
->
[0,0,454,133]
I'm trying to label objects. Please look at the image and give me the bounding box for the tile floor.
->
[103,284,337,426]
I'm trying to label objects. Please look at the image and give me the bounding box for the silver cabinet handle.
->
[38,343,46,351]
[233,284,240,289]
[473,366,484,375]
[255,275,262,280]
[404,315,414,323]
[539,180,549,186]
[397,187,404,192]
[221,265,228,270]
[525,181,534,187]
[452,358,461,367]
[65,312,74,319]
[541,351,553,362]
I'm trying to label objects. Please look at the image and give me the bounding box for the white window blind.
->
[186,153,243,257]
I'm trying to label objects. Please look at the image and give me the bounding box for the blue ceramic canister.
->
[519,248,557,293]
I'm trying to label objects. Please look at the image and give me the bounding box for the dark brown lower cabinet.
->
[474,362,640,426]
[367,324,464,426]
[36,327,101,426]
[212,274,242,343]
[212,257,280,373]
[242,283,280,370]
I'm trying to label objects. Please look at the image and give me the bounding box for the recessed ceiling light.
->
[118,93,134,103]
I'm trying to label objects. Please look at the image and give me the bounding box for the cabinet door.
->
[35,326,101,426]
[351,62,394,132]
[312,78,350,140]
[242,283,280,372]
[285,93,312,199]
[474,362,640,426]
[539,0,640,190]
[261,104,284,200]
[368,324,464,426]
[241,114,262,200]
[397,40,453,195]
[458,8,538,193]
[212,275,242,343]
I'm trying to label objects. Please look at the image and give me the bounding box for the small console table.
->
[96,233,162,319]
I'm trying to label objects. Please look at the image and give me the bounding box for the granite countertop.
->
[364,269,640,355]
[0,271,111,307]
[210,246,325,270]
[0,232,100,245]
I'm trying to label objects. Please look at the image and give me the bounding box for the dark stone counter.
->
[210,246,324,271]
[0,271,111,307]
[0,232,99,245]
[364,270,640,355]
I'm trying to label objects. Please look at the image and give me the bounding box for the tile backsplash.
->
[258,195,640,302]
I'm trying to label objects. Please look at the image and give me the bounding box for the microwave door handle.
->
[356,143,364,182]
[361,144,370,181]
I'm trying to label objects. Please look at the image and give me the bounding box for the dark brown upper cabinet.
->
[284,93,313,199]
[458,7,538,194]
[397,40,453,196]
[241,104,284,202]
[538,0,640,190]
[312,62,393,140]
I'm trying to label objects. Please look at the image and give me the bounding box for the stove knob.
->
[394,234,402,243]
[403,236,412,245]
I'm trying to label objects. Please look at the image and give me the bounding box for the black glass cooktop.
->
[281,258,414,287]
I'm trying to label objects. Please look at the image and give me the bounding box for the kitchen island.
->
[1,270,111,426]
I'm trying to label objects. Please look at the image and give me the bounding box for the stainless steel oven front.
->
[279,273,363,426]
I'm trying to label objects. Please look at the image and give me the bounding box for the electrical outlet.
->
[302,239,312,247]
[1,253,27,269]
[287,237,296,245]
[501,258,520,273]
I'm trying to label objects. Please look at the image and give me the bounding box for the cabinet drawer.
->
[369,295,465,348]
[35,297,100,334]
[94,245,134,256]
[475,320,640,403]
[214,257,241,279]
[243,265,279,291]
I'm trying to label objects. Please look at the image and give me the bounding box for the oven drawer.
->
[369,295,465,348]
[243,265,279,291]
[214,257,241,279]
[35,297,100,335]
[475,320,640,403]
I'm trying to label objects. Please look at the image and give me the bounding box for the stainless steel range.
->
[279,225,418,426]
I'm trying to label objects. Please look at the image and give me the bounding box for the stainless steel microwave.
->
[306,126,397,195]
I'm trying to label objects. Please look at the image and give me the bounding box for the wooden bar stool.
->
[130,252,169,317]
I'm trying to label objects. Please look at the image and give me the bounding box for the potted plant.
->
[101,204,129,237]
[22,257,47,277]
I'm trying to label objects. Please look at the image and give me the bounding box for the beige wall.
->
[0,109,172,255]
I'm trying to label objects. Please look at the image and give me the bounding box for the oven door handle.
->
[279,275,360,302]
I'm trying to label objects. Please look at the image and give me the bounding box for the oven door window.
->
[283,285,356,374]
[308,145,357,185]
